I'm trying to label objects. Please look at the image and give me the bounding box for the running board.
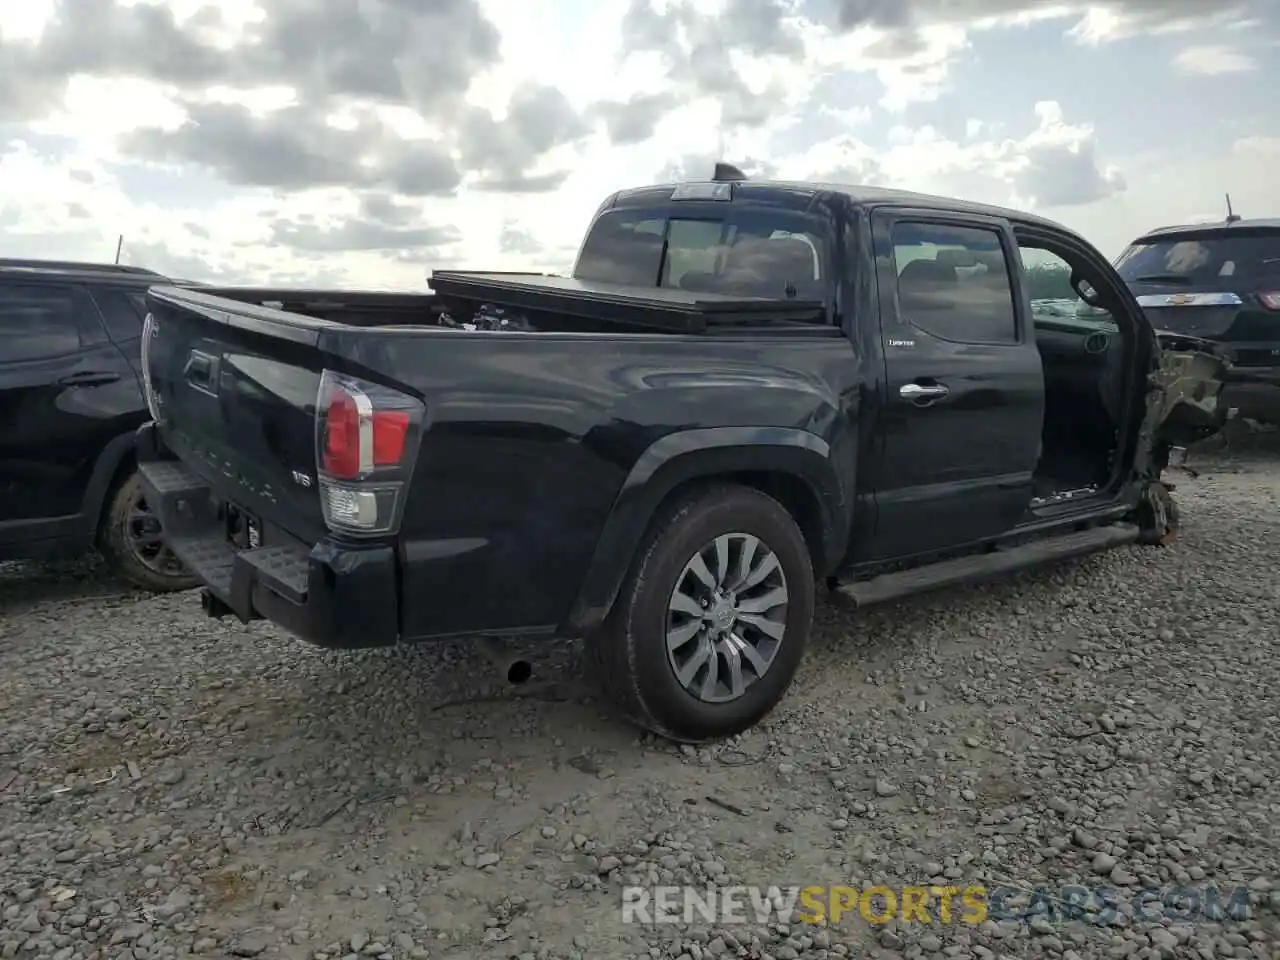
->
[834,522,1141,607]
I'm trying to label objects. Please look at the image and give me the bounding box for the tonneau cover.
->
[427,270,826,333]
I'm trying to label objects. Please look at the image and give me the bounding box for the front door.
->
[860,210,1045,562]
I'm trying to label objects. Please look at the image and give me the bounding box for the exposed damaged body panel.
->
[1148,333,1233,449]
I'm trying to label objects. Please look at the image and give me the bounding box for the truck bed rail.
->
[428,270,827,334]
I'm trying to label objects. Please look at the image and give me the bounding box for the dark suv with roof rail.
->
[1115,218,1280,423]
[0,258,198,590]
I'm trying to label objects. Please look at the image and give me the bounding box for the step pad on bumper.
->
[137,460,311,611]
[133,427,400,649]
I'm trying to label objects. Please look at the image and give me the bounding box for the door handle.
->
[183,351,218,392]
[900,382,950,403]
[58,371,120,387]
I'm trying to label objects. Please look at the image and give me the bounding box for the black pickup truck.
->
[134,167,1229,742]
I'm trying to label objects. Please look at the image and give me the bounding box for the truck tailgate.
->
[137,285,419,646]
[142,286,336,545]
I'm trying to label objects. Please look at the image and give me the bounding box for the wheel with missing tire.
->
[591,485,815,743]
[100,470,200,593]
[1137,480,1181,546]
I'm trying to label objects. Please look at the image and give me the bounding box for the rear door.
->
[859,210,1044,561]
[0,279,133,525]
[1116,227,1280,368]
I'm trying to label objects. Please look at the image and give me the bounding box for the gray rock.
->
[1092,852,1118,874]
[229,936,267,957]
[3,446,1278,960]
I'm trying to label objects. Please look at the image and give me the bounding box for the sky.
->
[0,0,1277,288]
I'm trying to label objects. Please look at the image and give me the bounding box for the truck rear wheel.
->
[591,485,815,743]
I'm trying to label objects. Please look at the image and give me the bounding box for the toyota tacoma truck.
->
[134,166,1229,743]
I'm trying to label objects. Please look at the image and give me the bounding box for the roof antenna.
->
[1225,192,1241,224]
[712,162,748,182]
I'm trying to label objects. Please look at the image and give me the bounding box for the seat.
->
[718,237,819,296]
[576,221,662,286]
[896,259,958,312]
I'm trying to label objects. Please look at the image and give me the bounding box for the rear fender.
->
[563,427,849,636]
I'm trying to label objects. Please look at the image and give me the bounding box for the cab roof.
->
[606,179,1070,233]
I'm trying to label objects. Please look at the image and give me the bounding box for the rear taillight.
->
[1259,292,1280,311]
[314,370,425,536]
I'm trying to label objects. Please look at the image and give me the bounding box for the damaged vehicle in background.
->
[1114,214,1280,424]
[133,167,1229,743]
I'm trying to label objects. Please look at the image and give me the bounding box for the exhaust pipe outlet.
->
[477,636,533,685]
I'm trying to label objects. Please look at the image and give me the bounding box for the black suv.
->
[0,259,197,590]
[1115,218,1280,423]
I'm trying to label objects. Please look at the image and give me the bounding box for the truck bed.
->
[174,274,828,337]
[427,271,827,333]
[191,286,445,328]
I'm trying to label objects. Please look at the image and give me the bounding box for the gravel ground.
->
[2,430,1279,960]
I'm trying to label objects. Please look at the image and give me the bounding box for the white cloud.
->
[1,0,1277,284]
[1068,4,1255,45]
[806,23,970,112]
[1174,44,1258,75]
[1235,136,1280,156]
[0,1,56,42]
[778,99,1125,212]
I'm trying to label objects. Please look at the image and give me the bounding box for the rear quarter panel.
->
[324,328,862,639]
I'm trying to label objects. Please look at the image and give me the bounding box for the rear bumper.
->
[1223,366,1280,423]
[136,423,400,648]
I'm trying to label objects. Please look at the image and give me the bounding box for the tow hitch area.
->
[1148,334,1232,449]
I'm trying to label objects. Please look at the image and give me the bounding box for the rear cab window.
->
[572,204,828,305]
[1115,229,1280,287]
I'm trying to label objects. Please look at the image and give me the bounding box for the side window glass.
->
[891,223,1018,344]
[91,288,147,341]
[1020,248,1116,326]
[0,283,84,362]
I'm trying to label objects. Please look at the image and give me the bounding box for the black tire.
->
[99,470,200,593]
[590,484,816,743]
